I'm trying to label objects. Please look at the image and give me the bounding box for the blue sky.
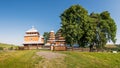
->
[0,0,120,45]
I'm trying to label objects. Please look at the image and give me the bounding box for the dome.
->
[26,26,38,33]
[50,30,54,32]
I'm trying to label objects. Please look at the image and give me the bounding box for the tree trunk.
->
[89,44,93,52]
[70,44,74,51]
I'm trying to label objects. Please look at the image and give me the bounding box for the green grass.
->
[0,43,17,50]
[0,43,16,48]
[0,50,120,68]
[61,51,120,68]
[0,50,42,68]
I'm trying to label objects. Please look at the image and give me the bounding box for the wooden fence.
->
[51,46,67,51]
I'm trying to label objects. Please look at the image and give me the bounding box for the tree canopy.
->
[60,5,88,46]
[60,4,117,51]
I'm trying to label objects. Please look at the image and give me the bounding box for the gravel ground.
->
[36,51,66,60]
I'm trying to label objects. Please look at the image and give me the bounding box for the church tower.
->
[23,26,44,49]
[47,30,55,45]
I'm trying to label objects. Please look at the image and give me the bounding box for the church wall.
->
[24,44,44,49]
[55,41,66,46]
[41,38,44,43]
[24,36,39,42]
[51,46,67,51]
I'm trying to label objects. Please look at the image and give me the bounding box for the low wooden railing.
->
[51,46,67,51]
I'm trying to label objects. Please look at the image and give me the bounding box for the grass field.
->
[0,50,120,68]
[0,43,16,48]
[0,50,42,68]
[62,51,120,68]
[0,43,17,50]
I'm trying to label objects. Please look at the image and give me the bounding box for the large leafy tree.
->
[60,4,117,51]
[100,11,117,44]
[60,5,88,47]
[89,11,117,51]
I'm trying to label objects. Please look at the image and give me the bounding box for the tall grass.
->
[0,50,42,68]
[62,51,120,68]
[0,50,120,68]
[0,43,15,48]
[0,43,17,50]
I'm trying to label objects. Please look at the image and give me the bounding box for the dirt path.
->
[36,51,67,68]
[36,51,66,60]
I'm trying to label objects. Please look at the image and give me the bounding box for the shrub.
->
[0,47,3,50]
[8,47,13,50]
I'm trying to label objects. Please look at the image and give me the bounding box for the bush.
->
[0,47,3,50]
[8,47,13,50]
[108,47,120,52]
[18,46,24,50]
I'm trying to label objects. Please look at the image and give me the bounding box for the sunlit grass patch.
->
[61,51,120,68]
[0,50,120,68]
[0,50,42,68]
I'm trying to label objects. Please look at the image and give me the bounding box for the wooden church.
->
[46,29,66,51]
[23,26,44,49]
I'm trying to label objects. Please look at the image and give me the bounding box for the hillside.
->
[0,43,16,48]
[0,50,120,68]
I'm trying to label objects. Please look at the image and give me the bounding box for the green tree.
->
[89,12,101,51]
[100,11,117,44]
[60,4,117,52]
[89,11,117,51]
[60,5,88,47]
[43,32,49,44]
